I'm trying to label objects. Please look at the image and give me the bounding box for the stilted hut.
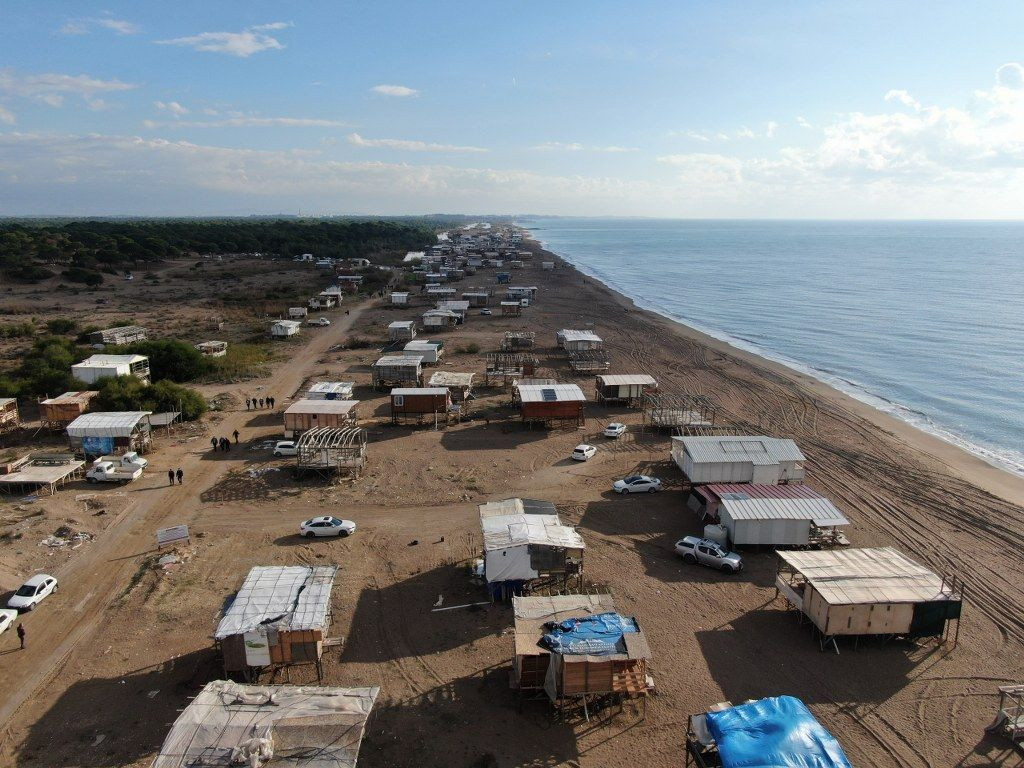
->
[484,353,538,387]
[595,374,658,406]
[500,301,523,317]
[372,356,423,390]
[389,387,452,424]
[283,399,359,438]
[428,371,475,402]
[515,383,586,428]
[0,398,20,432]
[39,391,98,429]
[501,331,536,351]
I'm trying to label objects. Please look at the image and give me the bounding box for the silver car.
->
[674,536,743,573]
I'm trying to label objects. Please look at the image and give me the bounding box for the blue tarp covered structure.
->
[706,696,852,768]
[540,612,639,656]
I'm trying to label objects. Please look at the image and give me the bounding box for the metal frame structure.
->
[484,352,538,387]
[641,392,721,434]
[987,684,1024,744]
[567,350,611,373]
[501,331,536,351]
[294,426,367,478]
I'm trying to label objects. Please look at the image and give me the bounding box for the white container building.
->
[672,436,806,485]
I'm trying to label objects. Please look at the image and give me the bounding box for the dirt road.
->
[0,301,369,737]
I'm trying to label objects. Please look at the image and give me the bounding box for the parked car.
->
[94,451,148,471]
[300,516,356,538]
[674,536,743,573]
[603,422,627,438]
[479,308,492,315]
[7,574,58,611]
[274,441,298,457]
[0,608,17,635]
[612,475,662,494]
[571,444,597,461]
[308,317,331,326]
[86,461,143,484]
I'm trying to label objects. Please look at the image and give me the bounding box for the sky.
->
[1,1,1023,218]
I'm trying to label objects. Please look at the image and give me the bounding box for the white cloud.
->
[735,126,756,139]
[532,142,638,152]
[60,16,140,35]
[147,115,347,128]
[884,89,922,111]
[154,100,190,117]
[0,105,14,125]
[796,116,813,129]
[371,84,419,97]
[657,153,744,185]
[765,121,779,138]
[156,23,291,57]
[348,132,487,153]
[0,69,136,107]
[996,63,1024,89]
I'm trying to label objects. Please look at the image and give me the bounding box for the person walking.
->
[17,623,25,650]
[259,397,265,409]
[176,468,183,485]
[167,468,175,485]
[210,437,218,452]
[233,429,240,444]
[245,398,251,411]
[268,396,275,409]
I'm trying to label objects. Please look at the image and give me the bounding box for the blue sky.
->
[1,1,1023,217]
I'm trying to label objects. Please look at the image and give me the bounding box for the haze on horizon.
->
[1,1,1023,219]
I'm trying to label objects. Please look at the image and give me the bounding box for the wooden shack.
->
[283,399,359,438]
[428,371,475,402]
[39,391,98,429]
[0,398,20,432]
[512,594,650,708]
[391,291,410,306]
[516,383,586,428]
[500,301,522,317]
[388,320,417,342]
[595,374,658,406]
[775,547,963,649]
[215,565,337,680]
[462,292,490,307]
[557,329,603,352]
[89,325,148,345]
[372,356,423,390]
[422,309,460,329]
[389,387,451,424]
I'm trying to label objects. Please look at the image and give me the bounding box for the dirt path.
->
[0,300,370,738]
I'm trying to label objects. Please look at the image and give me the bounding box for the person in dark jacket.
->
[17,623,25,649]
[210,437,218,452]
[233,429,240,444]
[167,469,175,485]
[176,468,183,484]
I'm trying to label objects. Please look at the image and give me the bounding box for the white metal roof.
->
[73,354,147,367]
[422,309,458,317]
[271,319,302,329]
[437,300,470,310]
[388,320,415,329]
[429,371,475,388]
[152,680,379,768]
[374,355,423,367]
[481,513,585,552]
[284,399,359,415]
[720,494,849,527]
[597,374,657,386]
[66,411,151,437]
[215,565,337,638]
[516,384,587,403]
[307,381,354,396]
[675,435,805,465]
[390,387,448,396]
[778,547,955,605]
[0,397,16,407]
[559,329,603,343]
[390,291,409,298]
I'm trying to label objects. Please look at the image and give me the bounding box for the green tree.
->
[119,339,212,382]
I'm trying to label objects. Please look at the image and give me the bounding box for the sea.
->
[521,218,1024,477]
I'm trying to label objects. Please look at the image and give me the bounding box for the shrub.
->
[62,267,104,286]
[92,376,208,421]
[206,343,271,381]
[0,321,35,339]
[457,342,481,354]
[46,318,77,334]
[117,339,212,383]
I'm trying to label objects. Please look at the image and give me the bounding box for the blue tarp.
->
[706,696,852,768]
[540,612,639,656]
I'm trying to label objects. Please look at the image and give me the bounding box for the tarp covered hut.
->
[66,411,152,455]
[428,371,475,402]
[372,355,423,389]
[306,381,355,400]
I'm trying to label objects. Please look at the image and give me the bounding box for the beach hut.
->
[270,319,301,338]
[152,680,378,768]
[305,381,354,400]
[288,306,309,319]
[388,320,417,342]
[671,436,806,485]
[71,354,151,385]
[689,484,850,547]
[775,547,963,649]
[389,387,451,424]
[512,594,651,709]
[542,261,555,270]
[436,300,470,322]
[595,374,658,406]
[462,291,490,307]
[479,498,584,599]
[391,291,410,306]
[309,294,337,309]
[515,383,586,428]
[556,329,603,352]
[215,565,337,679]
[372,355,423,389]
[194,340,227,358]
[428,371,475,402]
[38,391,98,429]
[500,301,522,317]
[403,339,443,365]
[88,325,148,346]
[0,398,20,432]
[283,399,359,438]
[0,454,85,496]
[66,411,152,455]
[335,275,364,290]
[422,309,460,329]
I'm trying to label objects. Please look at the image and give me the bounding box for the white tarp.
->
[215,566,336,639]
[66,411,151,437]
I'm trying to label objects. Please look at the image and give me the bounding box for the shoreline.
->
[526,234,1024,509]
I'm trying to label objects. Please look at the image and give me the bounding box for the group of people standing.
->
[245,395,275,410]
[210,431,240,452]
[167,468,184,485]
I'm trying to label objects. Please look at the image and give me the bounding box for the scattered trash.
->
[91,735,106,747]
[433,594,444,608]
[19,496,38,503]
[40,531,93,549]
[158,554,180,567]
[246,467,280,479]
[408,540,419,546]
[432,601,490,613]
[147,690,160,699]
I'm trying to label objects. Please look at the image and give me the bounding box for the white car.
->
[603,422,627,438]
[7,574,58,612]
[571,444,597,461]
[300,516,356,538]
[612,475,663,494]
[0,608,17,635]
[274,441,298,457]
[479,308,492,315]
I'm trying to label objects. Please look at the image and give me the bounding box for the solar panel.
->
[541,388,558,401]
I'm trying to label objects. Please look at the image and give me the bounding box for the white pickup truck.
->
[307,317,331,327]
[94,451,148,471]
[86,461,143,484]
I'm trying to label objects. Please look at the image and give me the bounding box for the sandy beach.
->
[1,238,1022,767]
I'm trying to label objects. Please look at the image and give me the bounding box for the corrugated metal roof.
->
[390,387,447,396]
[74,354,147,366]
[778,547,955,605]
[559,329,603,343]
[388,320,415,329]
[66,411,151,437]
[307,381,354,396]
[285,399,359,415]
[675,436,805,465]
[517,384,586,403]
[374,356,423,367]
[436,300,470,310]
[597,374,657,386]
[719,493,849,526]
[215,566,337,638]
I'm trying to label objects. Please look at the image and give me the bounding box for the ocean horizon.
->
[522,217,1024,477]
